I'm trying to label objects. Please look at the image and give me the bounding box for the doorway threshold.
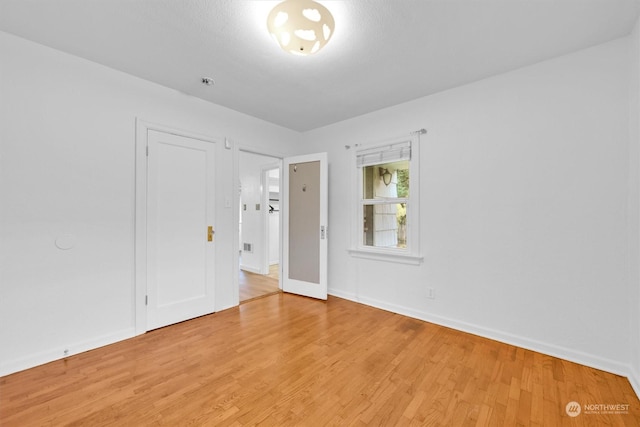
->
[240,290,282,305]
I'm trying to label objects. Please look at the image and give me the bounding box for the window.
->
[350,137,422,264]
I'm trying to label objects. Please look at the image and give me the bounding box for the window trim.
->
[350,135,422,264]
[347,248,423,265]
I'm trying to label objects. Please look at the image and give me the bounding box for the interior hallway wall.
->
[303,37,633,378]
[0,31,299,376]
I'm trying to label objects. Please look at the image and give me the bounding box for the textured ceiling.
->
[1,0,639,132]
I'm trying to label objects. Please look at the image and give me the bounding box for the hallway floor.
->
[239,264,279,302]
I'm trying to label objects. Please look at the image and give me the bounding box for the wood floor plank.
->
[1,294,639,426]
[239,265,280,302]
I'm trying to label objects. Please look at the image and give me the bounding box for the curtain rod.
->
[345,128,426,150]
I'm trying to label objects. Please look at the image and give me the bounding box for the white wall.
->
[0,31,299,375]
[629,16,640,397]
[303,38,633,376]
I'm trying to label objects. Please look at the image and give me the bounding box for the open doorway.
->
[238,150,281,302]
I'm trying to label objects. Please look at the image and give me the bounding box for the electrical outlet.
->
[426,288,435,299]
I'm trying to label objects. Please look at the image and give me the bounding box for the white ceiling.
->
[1,0,639,132]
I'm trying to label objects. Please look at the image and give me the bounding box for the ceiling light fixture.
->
[267,0,334,56]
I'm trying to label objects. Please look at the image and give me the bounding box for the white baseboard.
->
[240,264,261,274]
[328,288,357,301]
[329,291,633,385]
[0,328,135,377]
[630,364,640,400]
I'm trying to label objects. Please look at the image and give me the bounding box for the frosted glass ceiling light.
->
[267,0,335,56]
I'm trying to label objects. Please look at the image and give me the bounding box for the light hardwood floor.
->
[1,294,638,426]
[239,264,280,302]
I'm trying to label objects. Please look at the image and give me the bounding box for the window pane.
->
[362,160,409,199]
[362,203,407,248]
[396,168,409,198]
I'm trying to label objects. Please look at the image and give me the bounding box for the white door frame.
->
[134,119,221,335]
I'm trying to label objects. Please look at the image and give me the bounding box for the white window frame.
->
[348,135,423,265]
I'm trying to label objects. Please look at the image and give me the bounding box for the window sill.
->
[347,248,423,265]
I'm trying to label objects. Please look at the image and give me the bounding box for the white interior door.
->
[146,130,216,330]
[282,153,328,300]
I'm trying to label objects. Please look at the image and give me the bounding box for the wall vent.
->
[243,243,253,253]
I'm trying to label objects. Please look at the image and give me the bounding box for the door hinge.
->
[145,295,148,305]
